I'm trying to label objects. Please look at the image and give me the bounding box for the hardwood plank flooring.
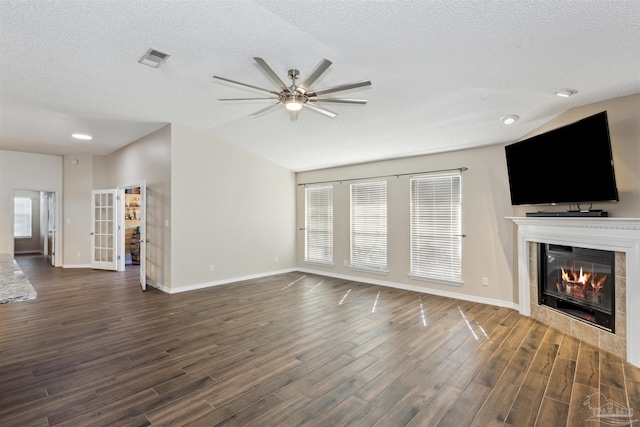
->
[1,254,638,426]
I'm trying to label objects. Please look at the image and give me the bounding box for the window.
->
[350,181,387,273]
[14,197,32,238]
[305,186,333,265]
[410,171,462,285]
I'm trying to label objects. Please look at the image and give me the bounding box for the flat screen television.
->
[505,111,619,207]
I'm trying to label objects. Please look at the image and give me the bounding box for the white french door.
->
[46,192,56,266]
[138,183,146,291]
[91,189,118,271]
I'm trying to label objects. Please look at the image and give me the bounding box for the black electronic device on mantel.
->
[505,111,619,212]
[526,210,608,217]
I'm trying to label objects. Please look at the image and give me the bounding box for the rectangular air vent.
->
[138,48,170,68]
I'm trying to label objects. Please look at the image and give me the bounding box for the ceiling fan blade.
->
[297,58,332,94]
[213,75,281,96]
[309,97,367,104]
[253,57,291,93]
[303,102,338,118]
[306,80,372,97]
[218,97,279,101]
[249,102,282,117]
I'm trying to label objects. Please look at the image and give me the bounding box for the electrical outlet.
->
[482,277,488,286]
[209,264,215,272]
[76,252,81,258]
[274,256,278,263]
[344,260,348,266]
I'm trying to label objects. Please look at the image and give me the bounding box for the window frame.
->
[14,196,33,239]
[409,171,463,286]
[304,185,334,266]
[349,180,388,274]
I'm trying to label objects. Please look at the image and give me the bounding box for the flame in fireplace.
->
[558,265,607,299]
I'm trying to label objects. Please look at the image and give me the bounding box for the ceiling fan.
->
[213,57,371,118]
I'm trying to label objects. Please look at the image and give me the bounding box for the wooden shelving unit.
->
[125,193,141,264]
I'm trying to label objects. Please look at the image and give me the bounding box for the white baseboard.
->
[161,266,517,310]
[146,279,171,293]
[14,250,43,255]
[297,267,519,310]
[168,268,297,294]
[62,264,92,269]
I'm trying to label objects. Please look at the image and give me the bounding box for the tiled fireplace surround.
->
[509,217,640,367]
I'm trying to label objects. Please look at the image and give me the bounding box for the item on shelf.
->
[130,226,141,265]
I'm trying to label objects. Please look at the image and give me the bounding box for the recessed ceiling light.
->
[72,133,93,140]
[556,89,578,98]
[501,115,519,125]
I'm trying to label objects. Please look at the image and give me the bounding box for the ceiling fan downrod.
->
[284,69,307,110]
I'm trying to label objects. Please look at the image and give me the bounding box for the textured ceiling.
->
[1,0,639,171]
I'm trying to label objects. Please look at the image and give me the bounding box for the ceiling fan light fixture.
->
[285,100,303,111]
[284,92,306,111]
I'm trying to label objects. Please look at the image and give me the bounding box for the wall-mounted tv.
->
[505,111,619,207]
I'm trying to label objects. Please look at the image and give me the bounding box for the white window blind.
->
[410,172,462,285]
[14,197,32,238]
[305,186,333,265]
[350,181,387,272]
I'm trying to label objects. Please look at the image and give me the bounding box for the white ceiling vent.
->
[138,48,170,68]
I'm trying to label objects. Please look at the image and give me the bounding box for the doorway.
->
[123,187,142,268]
[12,189,60,267]
[118,182,147,291]
[89,184,147,291]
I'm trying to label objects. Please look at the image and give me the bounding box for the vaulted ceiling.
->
[1,1,638,171]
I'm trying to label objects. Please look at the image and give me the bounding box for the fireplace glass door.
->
[539,244,615,332]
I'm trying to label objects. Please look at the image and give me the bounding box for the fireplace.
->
[509,217,640,366]
[538,243,615,332]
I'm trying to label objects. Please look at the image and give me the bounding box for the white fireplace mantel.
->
[508,217,640,367]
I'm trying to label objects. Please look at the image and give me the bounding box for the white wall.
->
[62,154,95,267]
[93,155,108,189]
[0,151,62,262]
[105,125,172,288]
[170,124,296,291]
[296,143,516,307]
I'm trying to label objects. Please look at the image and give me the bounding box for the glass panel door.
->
[91,189,118,271]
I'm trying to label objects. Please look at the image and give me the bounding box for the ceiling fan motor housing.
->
[281,92,308,111]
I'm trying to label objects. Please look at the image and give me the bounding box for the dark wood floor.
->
[1,255,638,426]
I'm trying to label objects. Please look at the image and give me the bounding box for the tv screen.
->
[505,111,619,206]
